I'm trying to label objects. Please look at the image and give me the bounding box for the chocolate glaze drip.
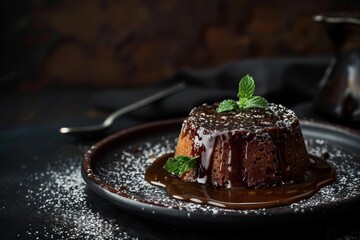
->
[179,103,309,187]
[145,153,336,209]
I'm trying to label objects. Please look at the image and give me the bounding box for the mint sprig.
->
[163,155,198,176]
[216,74,268,113]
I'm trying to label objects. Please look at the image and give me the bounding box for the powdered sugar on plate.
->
[90,132,360,216]
[23,146,137,240]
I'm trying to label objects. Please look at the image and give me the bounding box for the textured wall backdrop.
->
[1,0,359,91]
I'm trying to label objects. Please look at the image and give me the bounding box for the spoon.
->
[60,82,186,138]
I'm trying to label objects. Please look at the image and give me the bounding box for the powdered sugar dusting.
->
[23,128,360,238]
[23,146,137,240]
[185,103,297,132]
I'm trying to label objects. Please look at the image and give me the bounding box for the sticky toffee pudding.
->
[145,75,336,209]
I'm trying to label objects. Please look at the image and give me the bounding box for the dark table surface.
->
[0,88,359,240]
[1,57,360,239]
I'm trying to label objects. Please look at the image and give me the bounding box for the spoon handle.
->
[103,82,186,125]
[60,82,187,135]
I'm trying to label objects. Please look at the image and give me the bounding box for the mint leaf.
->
[163,155,198,176]
[242,96,269,109]
[217,74,268,113]
[238,74,255,99]
[216,99,240,113]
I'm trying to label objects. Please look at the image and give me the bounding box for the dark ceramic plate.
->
[82,118,360,227]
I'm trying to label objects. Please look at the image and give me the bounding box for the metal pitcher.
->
[313,13,360,128]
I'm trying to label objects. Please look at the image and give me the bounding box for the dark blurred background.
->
[1,0,359,92]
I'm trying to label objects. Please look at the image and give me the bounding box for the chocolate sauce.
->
[145,153,336,209]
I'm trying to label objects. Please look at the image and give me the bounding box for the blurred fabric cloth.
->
[92,56,330,120]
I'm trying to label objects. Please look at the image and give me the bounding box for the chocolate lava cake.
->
[174,102,309,188]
